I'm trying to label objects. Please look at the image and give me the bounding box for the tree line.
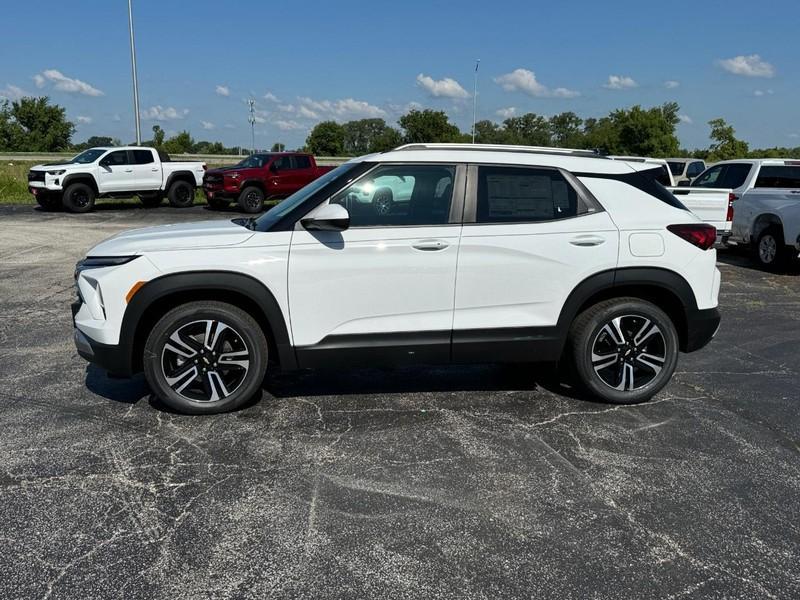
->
[2,95,799,163]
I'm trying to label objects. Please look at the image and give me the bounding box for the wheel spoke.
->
[592,350,619,372]
[166,365,198,393]
[218,349,250,370]
[205,371,230,402]
[635,352,665,375]
[203,320,229,352]
[601,317,627,346]
[614,362,636,391]
[633,318,659,346]
[165,331,200,358]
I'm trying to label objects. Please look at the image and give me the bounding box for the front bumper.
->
[72,302,132,377]
[683,307,721,353]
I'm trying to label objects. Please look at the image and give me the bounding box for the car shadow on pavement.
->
[85,365,150,404]
[717,247,800,275]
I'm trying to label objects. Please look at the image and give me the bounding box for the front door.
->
[97,150,137,192]
[287,163,463,367]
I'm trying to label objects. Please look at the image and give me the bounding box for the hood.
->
[31,161,77,171]
[88,219,256,256]
[205,165,251,176]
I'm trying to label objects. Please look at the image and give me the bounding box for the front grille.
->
[204,175,222,184]
[28,170,45,183]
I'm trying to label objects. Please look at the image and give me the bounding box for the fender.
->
[239,179,268,196]
[164,170,197,191]
[61,172,98,193]
[119,270,295,375]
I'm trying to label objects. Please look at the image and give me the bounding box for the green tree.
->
[306,121,345,155]
[549,112,584,148]
[503,113,551,146]
[706,118,749,162]
[474,119,511,144]
[0,96,74,151]
[342,118,395,154]
[369,126,403,152]
[609,102,680,157]
[271,142,286,152]
[398,109,462,144]
[162,130,194,154]
[151,125,165,148]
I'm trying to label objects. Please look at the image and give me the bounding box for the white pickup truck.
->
[27,147,206,213]
[691,159,800,269]
[610,155,733,236]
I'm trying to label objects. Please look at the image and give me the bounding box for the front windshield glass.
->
[236,154,273,169]
[70,148,106,164]
[255,162,359,230]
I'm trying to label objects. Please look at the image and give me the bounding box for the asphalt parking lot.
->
[1,204,798,599]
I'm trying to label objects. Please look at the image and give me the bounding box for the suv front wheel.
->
[143,301,269,414]
[569,298,679,404]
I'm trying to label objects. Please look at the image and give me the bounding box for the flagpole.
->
[471,59,480,144]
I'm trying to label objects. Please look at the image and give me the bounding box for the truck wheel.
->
[61,183,96,213]
[139,193,163,208]
[143,301,269,415]
[207,197,230,210]
[167,181,195,208]
[373,188,393,216]
[35,195,61,211]
[237,186,265,213]
[754,227,787,271]
[568,298,679,405]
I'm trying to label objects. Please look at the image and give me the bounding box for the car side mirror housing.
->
[301,203,350,231]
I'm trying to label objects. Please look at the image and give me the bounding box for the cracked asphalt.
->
[1,204,798,599]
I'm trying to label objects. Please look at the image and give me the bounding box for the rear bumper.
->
[683,307,721,353]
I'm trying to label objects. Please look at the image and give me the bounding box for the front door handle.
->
[569,235,606,247]
[124,169,133,173]
[151,168,159,172]
[412,239,449,251]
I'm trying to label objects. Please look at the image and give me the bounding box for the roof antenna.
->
[471,59,480,144]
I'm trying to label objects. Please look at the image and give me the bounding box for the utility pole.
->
[127,0,141,145]
[247,99,256,154]
[471,59,480,144]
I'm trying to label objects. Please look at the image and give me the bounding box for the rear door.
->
[97,150,136,192]
[131,148,162,190]
[452,164,619,361]
[268,155,297,197]
[287,163,463,366]
[291,155,317,187]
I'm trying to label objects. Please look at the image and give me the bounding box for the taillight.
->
[667,224,717,250]
[726,192,738,222]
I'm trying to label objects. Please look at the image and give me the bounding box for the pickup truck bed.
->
[668,187,733,236]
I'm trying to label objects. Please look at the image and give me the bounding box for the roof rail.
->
[390,143,608,159]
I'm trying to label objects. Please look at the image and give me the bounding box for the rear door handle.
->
[151,168,159,172]
[569,235,606,247]
[412,239,449,251]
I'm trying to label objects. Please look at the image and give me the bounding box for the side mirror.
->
[301,203,350,231]
[677,180,691,187]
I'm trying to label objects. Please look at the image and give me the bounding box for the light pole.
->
[247,99,256,154]
[471,59,480,144]
[127,0,141,145]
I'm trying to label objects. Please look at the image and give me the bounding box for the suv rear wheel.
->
[143,301,269,414]
[569,298,679,404]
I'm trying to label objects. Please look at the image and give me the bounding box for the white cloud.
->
[35,69,103,96]
[297,96,386,119]
[140,105,189,121]
[416,73,470,99]
[788,133,799,139]
[664,80,680,89]
[754,89,774,97]
[717,54,775,78]
[215,85,230,97]
[201,120,215,130]
[496,106,517,119]
[263,92,279,102]
[0,84,29,100]
[274,119,304,131]
[224,123,236,129]
[603,75,638,90]
[75,115,92,124]
[494,68,579,98]
[678,114,693,124]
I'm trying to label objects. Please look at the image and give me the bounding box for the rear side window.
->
[133,149,154,164]
[292,155,311,169]
[476,166,583,223]
[754,166,800,188]
[654,165,672,186]
[692,165,723,187]
[158,150,171,162]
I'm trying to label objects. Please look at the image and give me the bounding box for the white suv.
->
[72,144,721,414]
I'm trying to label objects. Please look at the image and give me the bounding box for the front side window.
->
[102,150,130,166]
[692,165,723,187]
[720,163,752,189]
[272,155,292,171]
[331,164,455,227]
[754,166,800,188]
[476,166,582,223]
[133,149,154,165]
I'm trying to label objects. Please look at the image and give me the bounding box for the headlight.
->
[47,169,67,176]
[75,255,139,279]
[229,172,240,179]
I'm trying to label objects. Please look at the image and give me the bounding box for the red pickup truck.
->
[203,152,336,213]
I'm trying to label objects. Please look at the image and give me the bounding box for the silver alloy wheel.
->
[590,315,667,392]
[161,319,250,403]
[373,191,392,215]
[759,234,777,264]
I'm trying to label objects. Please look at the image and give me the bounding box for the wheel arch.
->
[121,271,295,375]
[751,213,784,242]
[240,180,267,194]
[556,267,699,353]
[165,171,197,191]
[62,173,98,194]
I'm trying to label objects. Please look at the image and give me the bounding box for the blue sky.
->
[1,0,798,151]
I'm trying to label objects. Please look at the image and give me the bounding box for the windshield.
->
[70,148,107,164]
[255,162,360,230]
[236,154,273,169]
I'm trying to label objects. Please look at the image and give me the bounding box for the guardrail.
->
[0,152,353,166]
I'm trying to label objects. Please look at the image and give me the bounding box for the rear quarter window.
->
[754,166,800,188]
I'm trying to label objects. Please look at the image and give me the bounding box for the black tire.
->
[61,182,96,213]
[237,186,265,214]
[139,193,163,208]
[207,197,230,210]
[35,195,61,211]
[372,188,393,216]
[143,301,269,415]
[568,298,679,405]
[754,226,787,271]
[167,180,195,208]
